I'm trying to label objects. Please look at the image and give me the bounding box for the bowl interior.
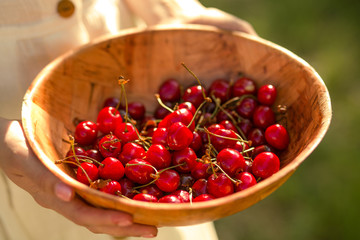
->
[22,25,331,226]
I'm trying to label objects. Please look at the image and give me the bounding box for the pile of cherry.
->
[59,74,289,203]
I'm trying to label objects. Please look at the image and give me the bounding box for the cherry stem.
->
[118,76,130,129]
[187,99,210,129]
[213,163,242,184]
[181,62,211,102]
[154,93,174,113]
[203,126,247,143]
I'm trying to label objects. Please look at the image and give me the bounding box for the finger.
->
[88,222,158,238]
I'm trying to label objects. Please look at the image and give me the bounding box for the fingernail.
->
[117,219,132,227]
[141,233,156,238]
[55,182,74,202]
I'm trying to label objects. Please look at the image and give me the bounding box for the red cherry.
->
[207,173,234,198]
[154,102,173,119]
[219,120,238,133]
[65,146,86,167]
[252,144,274,159]
[207,79,230,103]
[238,118,253,137]
[171,147,197,173]
[100,180,122,195]
[98,157,125,181]
[236,97,258,119]
[158,108,195,131]
[171,190,190,203]
[189,130,203,152]
[96,107,122,134]
[145,144,171,170]
[155,169,180,193]
[217,148,247,177]
[257,84,277,106]
[247,128,266,147]
[252,105,275,129]
[234,172,257,192]
[133,193,158,202]
[158,195,182,203]
[210,128,238,151]
[191,162,212,180]
[151,127,168,146]
[98,134,122,158]
[74,121,98,146]
[114,122,139,144]
[158,78,181,102]
[139,184,164,199]
[178,102,196,115]
[118,142,146,165]
[103,97,120,108]
[231,77,257,97]
[182,85,205,108]
[252,152,280,179]
[76,162,99,185]
[125,159,155,185]
[85,149,104,164]
[193,194,216,202]
[127,102,146,120]
[191,179,208,198]
[119,178,137,198]
[265,124,289,150]
[167,122,193,151]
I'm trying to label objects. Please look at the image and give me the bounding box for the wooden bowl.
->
[22,25,332,227]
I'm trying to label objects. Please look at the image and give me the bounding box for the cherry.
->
[231,77,257,97]
[171,190,190,203]
[96,107,122,134]
[100,180,122,195]
[145,144,171,170]
[234,172,257,192]
[167,122,193,151]
[179,173,196,191]
[236,97,258,119]
[178,102,196,115]
[127,101,146,120]
[133,193,158,202]
[85,149,103,164]
[216,109,232,122]
[207,78,230,103]
[158,195,182,203]
[207,173,234,198]
[232,141,249,154]
[219,120,238,133]
[155,169,180,192]
[65,146,86,167]
[76,162,99,185]
[114,122,139,144]
[98,157,125,181]
[252,105,275,129]
[252,144,274,159]
[103,97,120,108]
[217,148,247,177]
[252,152,280,179]
[154,102,173,119]
[193,194,216,202]
[139,184,164,199]
[238,118,253,137]
[191,179,208,198]
[98,134,122,158]
[171,147,197,173]
[182,85,205,108]
[191,162,212,180]
[257,84,277,106]
[118,142,146,166]
[189,130,202,152]
[74,121,98,146]
[158,78,181,102]
[247,128,266,147]
[158,108,195,131]
[151,127,168,146]
[207,124,225,134]
[119,178,137,198]
[125,159,155,185]
[210,128,238,151]
[265,124,289,150]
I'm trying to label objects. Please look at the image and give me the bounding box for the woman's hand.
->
[0,118,157,238]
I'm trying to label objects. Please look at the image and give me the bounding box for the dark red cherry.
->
[155,169,180,193]
[139,184,164,199]
[103,97,120,108]
[252,105,275,129]
[193,194,216,202]
[265,124,289,150]
[207,173,234,198]
[145,144,171,170]
[182,85,205,108]
[234,172,257,192]
[207,79,230,103]
[100,180,122,195]
[119,178,137,198]
[238,118,253,137]
[98,157,125,181]
[217,148,247,177]
[257,84,277,106]
[167,122,193,151]
[220,120,238,133]
[179,174,196,191]
[98,134,122,158]
[231,77,257,97]
[96,107,122,134]
[171,147,197,173]
[158,195,182,203]
[252,152,280,179]
[236,97,258,119]
[191,162,212,180]
[252,144,274,159]
[118,142,145,165]
[154,102,173,119]
[133,193,158,202]
[191,179,208,198]
[65,146,87,167]
[247,128,266,147]
[124,159,155,185]
[189,130,202,152]
[85,149,103,164]
[74,121,98,146]
[127,102,146,120]
[158,78,181,102]
[114,122,139,144]
[76,162,99,185]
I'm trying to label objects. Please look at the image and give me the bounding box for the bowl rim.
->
[21,24,332,212]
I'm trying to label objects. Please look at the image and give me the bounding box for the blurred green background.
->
[201,0,360,239]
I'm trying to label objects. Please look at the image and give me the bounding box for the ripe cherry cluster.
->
[58,72,289,204]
